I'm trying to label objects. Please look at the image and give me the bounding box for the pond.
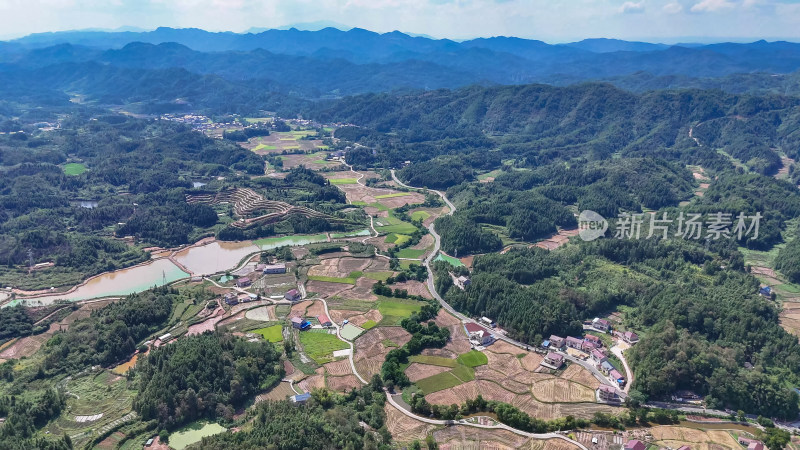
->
[175,234,329,276]
[20,258,188,305]
[168,421,226,450]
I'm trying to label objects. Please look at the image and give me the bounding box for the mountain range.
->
[2,27,800,111]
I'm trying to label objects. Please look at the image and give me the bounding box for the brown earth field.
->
[308,257,372,278]
[390,280,432,299]
[337,183,425,207]
[650,426,742,450]
[384,403,437,443]
[327,374,362,391]
[256,381,297,403]
[405,363,452,382]
[434,426,582,450]
[531,378,597,403]
[306,280,354,298]
[323,359,353,376]
[354,326,413,380]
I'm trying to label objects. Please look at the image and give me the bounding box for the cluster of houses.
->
[542,333,627,387]
[223,291,258,306]
[291,314,333,331]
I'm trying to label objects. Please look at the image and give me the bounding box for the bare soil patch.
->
[532,378,596,403]
[391,280,432,298]
[323,359,353,376]
[385,403,437,443]
[256,381,296,403]
[406,363,451,382]
[327,374,362,391]
[289,300,313,318]
[354,326,412,379]
[562,363,602,389]
[306,280,353,298]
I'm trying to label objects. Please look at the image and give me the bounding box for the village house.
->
[597,385,617,402]
[236,277,252,288]
[584,334,603,347]
[591,349,608,364]
[285,289,301,302]
[541,352,565,370]
[610,369,625,386]
[600,360,615,375]
[224,292,238,305]
[291,317,311,330]
[592,318,611,332]
[465,322,495,347]
[455,275,471,290]
[548,335,565,349]
[625,440,646,450]
[263,263,287,274]
[759,286,772,298]
[565,336,583,350]
[622,331,640,344]
[318,315,333,327]
[739,438,765,450]
[582,340,599,351]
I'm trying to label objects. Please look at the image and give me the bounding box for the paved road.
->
[610,344,633,394]
[390,170,625,397]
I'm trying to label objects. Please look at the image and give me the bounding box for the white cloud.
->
[619,1,645,13]
[690,0,736,12]
[663,2,683,13]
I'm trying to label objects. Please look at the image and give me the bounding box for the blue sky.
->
[1,0,799,42]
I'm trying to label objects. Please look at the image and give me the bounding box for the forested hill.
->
[4,30,800,102]
[321,83,800,177]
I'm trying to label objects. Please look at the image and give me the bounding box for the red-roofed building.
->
[465,322,495,346]
[582,340,599,351]
[565,336,583,350]
[610,369,625,386]
[584,334,602,347]
[625,440,646,450]
[318,315,332,327]
[623,331,640,344]
[597,385,617,401]
[549,335,565,349]
[592,318,611,332]
[542,352,564,369]
[591,349,608,363]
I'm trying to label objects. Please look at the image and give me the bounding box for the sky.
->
[1,0,799,43]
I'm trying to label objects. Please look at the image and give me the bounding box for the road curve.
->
[385,391,589,449]
[390,170,625,396]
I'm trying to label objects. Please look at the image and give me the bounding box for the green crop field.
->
[385,233,411,246]
[451,363,476,382]
[411,210,431,221]
[409,355,458,368]
[329,178,358,185]
[434,253,464,267]
[396,248,425,259]
[253,324,284,342]
[340,323,365,340]
[299,331,350,364]
[375,192,412,199]
[415,371,464,394]
[253,143,277,151]
[376,222,418,235]
[377,298,424,325]
[362,320,377,330]
[363,271,394,281]
[307,275,357,284]
[457,350,489,367]
[63,163,87,175]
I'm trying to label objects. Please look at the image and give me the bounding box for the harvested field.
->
[562,363,601,389]
[336,277,378,301]
[329,309,365,324]
[532,378,596,403]
[434,426,575,450]
[0,330,52,359]
[434,309,462,327]
[390,280,432,298]
[426,380,515,406]
[305,300,325,317]
[280,153,340,170]
[385,402,437,443]
[244,306,272,321]
[289,300,313,317]
[348,309,383,328]
[405,363,451,382]
[256,381,296,403]
[323,359,353,376]
[298,372,326,392]
[354,327,412,379]
[306,280,353,298]
[308,257,371,278]
[186,307,225,335]
[484,348,524,376]
[520,353,544,371]
[327,374,362,391]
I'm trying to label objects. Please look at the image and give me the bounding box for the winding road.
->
[389,170,626,397]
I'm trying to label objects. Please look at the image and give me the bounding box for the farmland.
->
[253,324,283,342]
[299,331,350,364]
[376,297,424,325]
[62,162,87,175]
